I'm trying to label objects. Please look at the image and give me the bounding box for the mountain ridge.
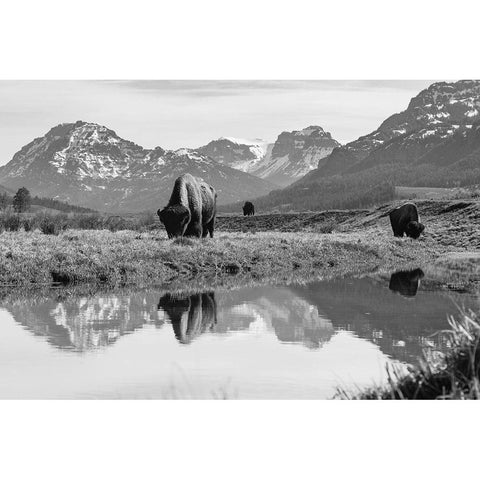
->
[238,80,480,212]
[198,125,340,187]
[0,121,276,212]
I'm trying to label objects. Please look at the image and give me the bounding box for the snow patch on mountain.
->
[0,121,276,212]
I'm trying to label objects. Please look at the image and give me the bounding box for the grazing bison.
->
[243,201,255,216]
[389,202,425,239]
[158,292,217,344]
[389,269,425,297]
[157,173,217,238]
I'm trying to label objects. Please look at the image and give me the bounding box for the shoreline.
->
[1,197,480,292]
[0,228,444,290]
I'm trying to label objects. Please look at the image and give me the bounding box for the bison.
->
[389,202,425,239]
[242,201,255,216]
[157,173,217,238]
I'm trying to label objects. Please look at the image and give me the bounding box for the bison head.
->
[405,221,425,239]
[158,205,190,238]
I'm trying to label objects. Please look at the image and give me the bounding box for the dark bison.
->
[243,201,255,216]
[157,173,217,238]
[389,269,425,297]
[389,202,425,239]
[158,292,217,344]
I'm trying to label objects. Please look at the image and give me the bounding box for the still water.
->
[0,271,477,399]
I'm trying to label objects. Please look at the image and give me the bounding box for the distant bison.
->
[243,201,255,216]
[157,173,217,238]
[389,202,425,239]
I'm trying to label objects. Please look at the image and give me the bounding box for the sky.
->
[0,80,436,166]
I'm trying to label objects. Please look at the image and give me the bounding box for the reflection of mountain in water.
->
[158,292,217,344]
[157,289,334,348]
[289,275,479,363]
[4,274,477,361]
[217,287,335,349]
[7,293,165,351]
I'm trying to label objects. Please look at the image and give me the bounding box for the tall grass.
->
[340,310,480,399]
[0,209,159,234]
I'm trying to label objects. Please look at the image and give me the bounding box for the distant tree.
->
[0,192,10,210]
[13,187,31,213]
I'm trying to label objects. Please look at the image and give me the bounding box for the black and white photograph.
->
[1,0,479,478]
[2,78,480,400]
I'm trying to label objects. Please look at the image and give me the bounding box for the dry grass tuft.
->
[339,309,480,400]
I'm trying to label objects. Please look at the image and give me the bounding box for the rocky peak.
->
[408,80,480,110]
[250,126,341,187]
[197,137,271,172]
[316,80,480,176]
[270,126,339,160]
[0,122,277,211]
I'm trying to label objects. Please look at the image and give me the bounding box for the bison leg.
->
[204,217,215,238]
[184,221,202,238]
[390,222,404,237]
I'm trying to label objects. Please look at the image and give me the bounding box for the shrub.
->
[38,213,68,235]
[0,208,22,231]
[22,217,38,232]
[40,217,60,235]
[74,213,105,230]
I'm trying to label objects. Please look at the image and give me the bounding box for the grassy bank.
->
[1,197,479,288]
[340,310,480,399]
[0,226,441,287]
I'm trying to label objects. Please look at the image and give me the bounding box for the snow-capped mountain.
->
[0,121,276,212]
[198,126,340,187]
[197,137,272,172]
[237,80,480,212]
[315,79,480,177]
[251,126,340,186]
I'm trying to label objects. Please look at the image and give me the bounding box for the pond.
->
[0,270,477,399]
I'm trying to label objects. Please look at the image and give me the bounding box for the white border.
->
[1,0,479,79]
[1,0,480,479]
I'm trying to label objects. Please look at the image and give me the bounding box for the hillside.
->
[242,80,480,212]
[251,126,340,186]
[197,137,272,173]
[0,122,276,212]
[198,126,340,187]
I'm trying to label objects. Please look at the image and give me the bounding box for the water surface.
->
[0,271,477,399]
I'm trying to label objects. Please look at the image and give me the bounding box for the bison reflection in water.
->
[158,292,217,344]
[389,269,425,297]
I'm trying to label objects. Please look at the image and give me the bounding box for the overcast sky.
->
[0,80,436,166]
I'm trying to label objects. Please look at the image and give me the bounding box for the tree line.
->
[0,187,96,213]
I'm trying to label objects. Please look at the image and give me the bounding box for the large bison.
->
[157,173,217,238]
[389,202,425,239]
[243,201,255,216]
[158,292,217,344]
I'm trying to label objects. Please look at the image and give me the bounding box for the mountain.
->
[0,121,276,212]
[312,79,480,178]
[198,126,340,187]
[251,126,340,186]
[243,80,480,212]
[197,137,272,173]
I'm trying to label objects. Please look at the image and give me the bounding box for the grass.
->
[0,226,439,288]
[1,196,479,288]
[339,309,480,399]
[0,208,158,233]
